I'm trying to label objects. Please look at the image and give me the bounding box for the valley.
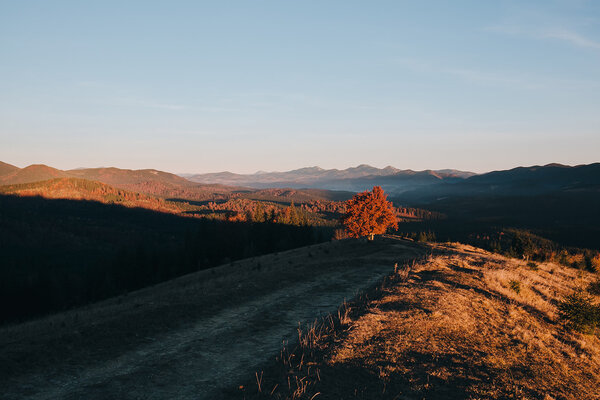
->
[1,161,599,399]
[4,3,599,398]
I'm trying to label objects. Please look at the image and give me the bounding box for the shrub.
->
[588,280,600,296]
[557,291,600,333]
[585,252,600,273]
[509,280,521,294]
[416,231,436,242]
[332,228,350,241]
[527,261,538,271]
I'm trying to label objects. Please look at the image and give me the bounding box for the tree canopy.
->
[341,186,398,240]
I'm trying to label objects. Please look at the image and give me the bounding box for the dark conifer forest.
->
[0,195,328,324]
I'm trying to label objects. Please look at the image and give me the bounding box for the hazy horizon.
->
[3,158,597,177]
[2,1,599,174]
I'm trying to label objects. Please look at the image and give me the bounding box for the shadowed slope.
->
[400,162,600,202]
[0,194,322,324]
[0,238,427,400]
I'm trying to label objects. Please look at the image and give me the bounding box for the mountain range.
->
[0,162,234,201]
[393,162,600,251]
[184,164,477,194]
[0,162,354,204]
[398,162,600,203]
[0,162,477,199]
[1,161,599,203]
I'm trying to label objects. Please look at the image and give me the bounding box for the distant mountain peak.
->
[297,166,324,172]
[353,164,375,169]
[25,164,54,169]
[0,161,20,177]
[0,163,68,185]
[544,163,568,168]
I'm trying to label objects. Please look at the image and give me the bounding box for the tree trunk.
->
[368,233,375,241]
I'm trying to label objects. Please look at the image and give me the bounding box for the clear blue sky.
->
[1,1,599,174]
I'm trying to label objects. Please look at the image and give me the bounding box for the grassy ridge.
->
[239,242,600,399]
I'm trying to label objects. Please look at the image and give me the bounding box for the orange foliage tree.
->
[341,186,398,240]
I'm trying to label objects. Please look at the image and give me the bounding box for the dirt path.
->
[1,239,426,399]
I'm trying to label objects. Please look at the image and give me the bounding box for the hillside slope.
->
[400,162,600,202]
[0,178,184,213]
[0,164,69,185]
[241,240,600,400]
[0,238,427,400]
[67,167,241,200]
[1,238,598,399]
[0,161,19,177]
[0,162,239,201]
[392,162,600,251]
[67,166,194,186]
[0,162,350,203]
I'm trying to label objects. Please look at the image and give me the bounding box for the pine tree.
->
[289,201,299,226]
[253,202,266,223]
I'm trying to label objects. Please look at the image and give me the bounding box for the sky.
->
[1,1,599,174]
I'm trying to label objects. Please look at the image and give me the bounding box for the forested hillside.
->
[0,195,326,324]
[0,178,184,213]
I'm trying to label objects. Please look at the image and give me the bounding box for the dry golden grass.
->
[241,241,600,400]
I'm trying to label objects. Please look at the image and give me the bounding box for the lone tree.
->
[341,186,398,240]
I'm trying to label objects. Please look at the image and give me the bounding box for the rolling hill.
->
[67,166,194,187]
[0,161,19,177]
[0,162,359,205]
[0,162,356,203]
[0,164,70,185]
[0,178,185,214]
[1,238,598,399]
[399,162,600,202]
[390,162,600,252]
[66,167,241,200]
[0,163,242,202]
[463,162,600,193]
